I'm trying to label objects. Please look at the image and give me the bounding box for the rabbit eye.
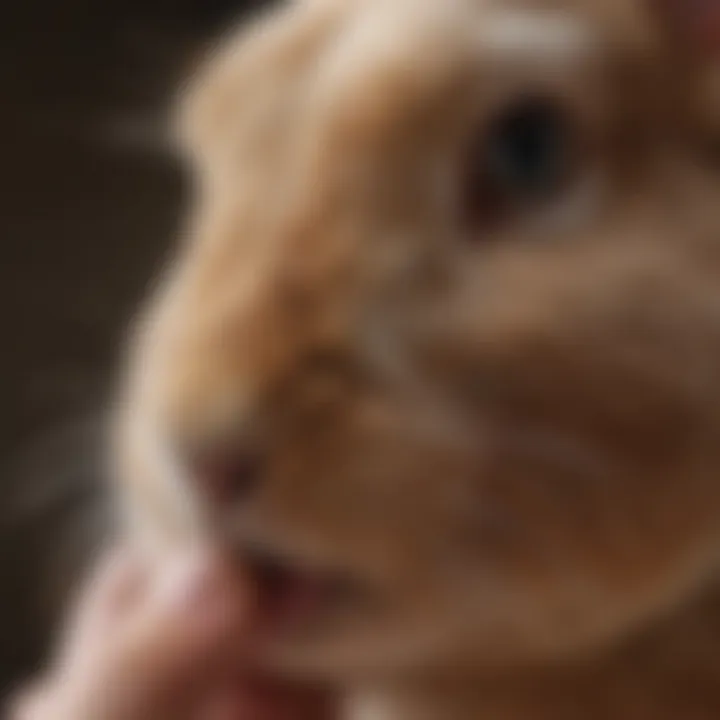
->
[463,97,576,228]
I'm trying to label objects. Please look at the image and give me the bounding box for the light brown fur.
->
[116,0,720,717]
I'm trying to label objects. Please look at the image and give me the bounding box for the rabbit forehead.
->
[190,0,606,119]
[478,8,598,57]
[321,0,600,77]
[180,0,648,169]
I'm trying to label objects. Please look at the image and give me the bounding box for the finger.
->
[8,682,46,720]
[116,546,253,706]
[56,545,147,664]
[81,545,148,621]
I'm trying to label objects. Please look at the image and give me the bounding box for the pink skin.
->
[10,547,335,720]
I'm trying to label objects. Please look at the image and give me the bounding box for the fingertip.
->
[153,545,251,617]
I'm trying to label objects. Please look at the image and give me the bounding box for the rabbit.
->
[114,0,720,717]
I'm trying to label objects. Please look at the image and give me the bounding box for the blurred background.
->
[1,0,270,694]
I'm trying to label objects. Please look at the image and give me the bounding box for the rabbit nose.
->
[190,447,264,505]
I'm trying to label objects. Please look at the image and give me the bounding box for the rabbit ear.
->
[648,0,720,136]
[651,0,720,55]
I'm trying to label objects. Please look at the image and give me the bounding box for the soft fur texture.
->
[117,0,720,717]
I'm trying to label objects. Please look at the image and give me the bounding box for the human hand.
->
[11,546,334,720]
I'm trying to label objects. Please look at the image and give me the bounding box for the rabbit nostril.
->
[192,449,263,505]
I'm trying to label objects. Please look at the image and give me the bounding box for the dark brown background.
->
[1,0,268,694]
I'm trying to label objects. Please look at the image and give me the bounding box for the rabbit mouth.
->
[237,540,367,637]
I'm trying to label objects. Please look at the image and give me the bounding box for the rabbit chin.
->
[238,546,466,679]
[257,601,514,682]
[247,554,639,684]
[257,591,616,684]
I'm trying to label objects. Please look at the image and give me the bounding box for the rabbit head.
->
[117,0,720,682]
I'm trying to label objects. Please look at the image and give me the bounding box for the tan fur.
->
[116,0,720,717]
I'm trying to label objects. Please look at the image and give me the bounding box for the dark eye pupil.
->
[488,100,567,195]
[463,97,574,228]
